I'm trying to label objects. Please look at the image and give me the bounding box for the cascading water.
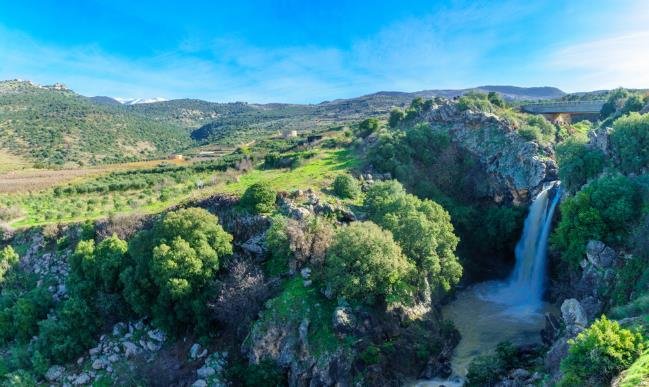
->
[498,182,563,308]
[412,183,563,386]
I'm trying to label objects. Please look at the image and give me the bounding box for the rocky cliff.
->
[422,101,557,204]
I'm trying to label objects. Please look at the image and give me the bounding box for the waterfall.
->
[505,182,562,307]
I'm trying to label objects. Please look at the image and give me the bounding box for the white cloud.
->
[547,31,649,91]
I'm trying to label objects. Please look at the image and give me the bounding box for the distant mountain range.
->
[0,79,571,166]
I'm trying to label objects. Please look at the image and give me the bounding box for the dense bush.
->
[265,216,334,275]
[610,112,649,174]
[600,88,630,119]
[332,174,360,199]
[355,118,380,138]
[389,109,406,128]
[0,246,18,283]
[324,221,413,305]
[552,174,641,266]
[556,140,606,193]
[365,181,462,294]
[240,182,277,214]
[457,92,493,112]
[518,125,541,142]
[466,342,527,386]
[120,208,233,333]
[559,316,644,386]
[36,296,100,362]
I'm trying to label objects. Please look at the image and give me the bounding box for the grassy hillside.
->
[0,80,191,167]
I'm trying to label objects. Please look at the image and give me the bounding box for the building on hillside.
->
[282,130,298,138]
[168,154,184,161]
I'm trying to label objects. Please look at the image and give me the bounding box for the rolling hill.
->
[0,80,191,167]
[0,80,567,167]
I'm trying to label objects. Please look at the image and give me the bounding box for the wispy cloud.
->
[2,1,646,102]
[547,31,649,91]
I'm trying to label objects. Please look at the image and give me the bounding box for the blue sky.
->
[1,0,648,103]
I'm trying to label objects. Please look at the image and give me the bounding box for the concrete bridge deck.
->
[521,100,605,114]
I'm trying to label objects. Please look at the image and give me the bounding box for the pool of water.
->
[410,280,554,386]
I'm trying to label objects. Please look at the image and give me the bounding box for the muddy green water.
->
[410,281,554,387]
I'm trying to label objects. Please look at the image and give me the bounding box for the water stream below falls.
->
[412,183,562,387]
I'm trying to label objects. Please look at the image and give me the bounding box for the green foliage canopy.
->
[240,182,277,214]
[364,180,462,293]
[324,221,413,305]
[559,316,644,386]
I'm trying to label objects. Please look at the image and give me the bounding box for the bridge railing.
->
[521,100,606,114]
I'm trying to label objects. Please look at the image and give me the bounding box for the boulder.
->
[92,358,107,370]
[189,343,204,360]
[192,380,208,387]
[147,328,165,342]
[73,372,91,385]
[561,298,588,335]
[241,234,266,258]
[510,368,531,380]
[122,341,139,358]
[332,306,356,334]
[45,365,65,382]
[586,240,616,268]
[197,366,216,378]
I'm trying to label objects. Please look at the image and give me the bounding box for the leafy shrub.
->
[332,174,360,199]
[487,91,505,107]
[324,221,413,305]
[610,112,649,174]
[552,174,641,266]
[120,208,233,333]
[389,109,406,128]
[518,125,541,142]
[240,182,277,214]
[600,88,630,119]
[364,180,462,294]
[265,216,334,275]
[355,118,380,138]
[559,316,644,386]
[0,246,19,284]
[227,359,287,387]
[36,296,100,362]
[466,353,504,386]
[457,92,492,112]
[556,140,606,193]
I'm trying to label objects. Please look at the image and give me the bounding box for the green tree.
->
[324,221,413,305]
[556,140,606,193]
[332,174,360,199]
[364,180,462,293]
[552,174,641,267]
[559,316,644,386]
[120,208,233,333]
[240,182,277,214]
[610,112,649,174]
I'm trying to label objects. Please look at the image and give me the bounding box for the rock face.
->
[561,298,588,336]
[588,125,613,156]
[585,240,616,269]
[422,101,554,204]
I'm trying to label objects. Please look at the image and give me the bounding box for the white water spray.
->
[496,182,562,309]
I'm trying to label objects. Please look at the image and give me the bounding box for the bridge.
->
[520,100,605,124]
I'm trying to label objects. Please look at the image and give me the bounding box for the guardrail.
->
[521,100,606,114]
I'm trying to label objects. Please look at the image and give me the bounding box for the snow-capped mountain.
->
[115,97,168,105]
